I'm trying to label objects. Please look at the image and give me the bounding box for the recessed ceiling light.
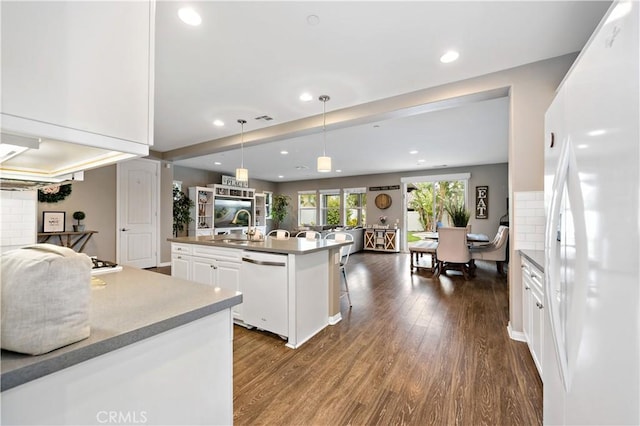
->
[280,150,289,155]
[299,93,313,102]
[307,14,320,26]
[417,159,426,164]
[409,150,418,155]
[336,169,342,173]
[278,175,284,179]
[178,7,202,26]
[577,144,588,149]
[440,50,459,63]
[214,161,221,165]
[213,119,224,127]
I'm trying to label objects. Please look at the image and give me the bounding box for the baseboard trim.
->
[328,313,342,325]
[507,322,526,342]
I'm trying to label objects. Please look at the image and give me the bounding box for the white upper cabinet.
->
[1,1,155,150]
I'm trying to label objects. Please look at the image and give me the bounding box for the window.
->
[298,191,317,226]
[320,190,341,226]
[344,188,366,227]
[405,173,469,232]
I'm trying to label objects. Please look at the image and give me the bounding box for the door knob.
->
[121,228,130,232]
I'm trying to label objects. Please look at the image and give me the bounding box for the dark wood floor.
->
[150,252,542,425]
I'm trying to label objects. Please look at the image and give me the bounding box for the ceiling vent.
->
[254,115,273,121]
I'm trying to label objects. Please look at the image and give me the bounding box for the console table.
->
[364,228,400,253]
[37,230,98,253]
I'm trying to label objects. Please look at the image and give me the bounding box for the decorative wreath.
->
[38,184,72,203]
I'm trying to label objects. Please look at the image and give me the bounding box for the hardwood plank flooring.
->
[149,252,542,425]
[232,252,542,426]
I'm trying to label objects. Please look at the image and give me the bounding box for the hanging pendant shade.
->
[235,119,248,182]
[317,95,332,173]
[317,156,332,173]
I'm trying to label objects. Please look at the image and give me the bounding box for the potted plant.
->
[72,211,86,232]
[271,194,290,230]
[444,201,470,227]
[173,187,194,237]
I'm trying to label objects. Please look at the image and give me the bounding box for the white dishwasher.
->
[240,251,288,338]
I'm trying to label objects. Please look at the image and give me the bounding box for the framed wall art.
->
[43,211,66,233]
[475,186,489,219]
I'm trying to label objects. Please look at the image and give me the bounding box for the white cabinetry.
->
[1,1,154,148]
[189,187,214,237]
[521,256,544,377]
[171,243,243,319]
[364,228,400,252]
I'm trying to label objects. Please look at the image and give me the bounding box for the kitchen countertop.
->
[520,249,545,272]
[1,266,242,391]
[168,235,352,255]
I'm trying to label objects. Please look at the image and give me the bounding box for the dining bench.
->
[409,240,438,273]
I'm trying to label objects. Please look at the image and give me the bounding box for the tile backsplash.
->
[513,191,545,251]
[1,190,37,253]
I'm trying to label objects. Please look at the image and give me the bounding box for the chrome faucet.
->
[230,209,252,227]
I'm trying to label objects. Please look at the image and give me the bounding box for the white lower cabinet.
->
[521,257,544,377]
[171,243,243,320]
[191,257,218,286]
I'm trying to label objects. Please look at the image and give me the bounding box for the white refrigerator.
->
[543,1,639,424]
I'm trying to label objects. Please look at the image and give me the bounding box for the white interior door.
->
[117,159,159,268]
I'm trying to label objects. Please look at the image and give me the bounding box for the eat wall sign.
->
[475,186,489,219]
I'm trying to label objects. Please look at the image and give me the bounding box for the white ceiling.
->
[155,1,611,182]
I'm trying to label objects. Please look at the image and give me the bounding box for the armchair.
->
[469,226,509,274]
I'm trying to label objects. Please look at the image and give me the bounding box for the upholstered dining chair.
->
[469,226,509,274]
[267,229,290,240]
[324,231,354,307]
[295,230,320,240]
[435,227,472,279]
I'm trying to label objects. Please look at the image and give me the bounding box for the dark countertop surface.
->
[1,266,242,391]
[168,235,351,255]
[519,249,545,272]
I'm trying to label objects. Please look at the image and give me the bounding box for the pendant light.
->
[317,95,332,173]
[235,119,249,182]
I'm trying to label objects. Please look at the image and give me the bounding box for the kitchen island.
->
[169,235,351,349]
[1,266,242,426]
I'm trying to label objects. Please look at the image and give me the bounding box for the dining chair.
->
[324,231,354,307]
[266,229,290,240]
[295,230,320,240]
[435,227,472,279]
[469,225,509,274]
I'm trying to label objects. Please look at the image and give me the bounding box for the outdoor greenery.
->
[345,193,366,226]
[408,181,465,231]
[271,194,291,229]
[323,194,340,226]
[173,187,194,237]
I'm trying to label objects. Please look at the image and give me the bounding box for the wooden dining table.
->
[418,231,490,243]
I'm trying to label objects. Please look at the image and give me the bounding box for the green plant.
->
[173,187,194,237]
[271,194,290,229]
[444,201,470,227]
[72,211,85,226]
